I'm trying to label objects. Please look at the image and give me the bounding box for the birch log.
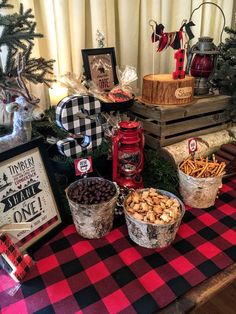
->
[161,127,236,166]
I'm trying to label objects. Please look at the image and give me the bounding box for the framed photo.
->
[82,47,118,91]
[0,138,65,253]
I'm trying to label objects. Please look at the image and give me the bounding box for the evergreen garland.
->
[0,0,54,101]
[142,149,179,197]
[213,26,236,104]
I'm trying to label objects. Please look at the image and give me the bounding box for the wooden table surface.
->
[159,263,236,314]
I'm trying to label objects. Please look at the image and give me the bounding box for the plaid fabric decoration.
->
[16,216,59,248]
[57,125,103,158]
[0,177,235,313]
[0,234,33,282]
[56,95,103,157]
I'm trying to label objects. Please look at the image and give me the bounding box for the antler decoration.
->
[16,53,39,104]
[96,29,105,48]
[0,53,40,104]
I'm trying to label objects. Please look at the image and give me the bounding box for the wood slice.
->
[221,143,236,156]
[216,150,235,161]
[214,155,231,164]
[142,74,194,105]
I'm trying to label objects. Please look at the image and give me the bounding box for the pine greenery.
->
[0,0,54,100]
[143,150,179,196]
[213,27,236,104]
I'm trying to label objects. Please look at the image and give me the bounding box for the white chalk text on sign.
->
[0,147,61,250]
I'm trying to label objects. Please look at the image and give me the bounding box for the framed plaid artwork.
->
[82,47,118,91]
[0,137,65,253]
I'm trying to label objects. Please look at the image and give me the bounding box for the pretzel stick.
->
[180,156,191,168]
[186,164,191,175]
[191,166,203,174]
[180,156,226,178]
[188,160,195,170]
[210,163,220,175]
[218,164,226,176]
[215,163,226,176]
[197,163,209,178]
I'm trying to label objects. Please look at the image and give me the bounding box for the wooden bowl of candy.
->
[124,188,185,248]
[101,97,134,112]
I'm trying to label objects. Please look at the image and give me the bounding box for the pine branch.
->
[224,26,236,36]
[143,149,179,196]
[0,0,13,9]
[0,28,43,46]
[0,0,55,101]
[3,53,55,86]
[0,2,43,50]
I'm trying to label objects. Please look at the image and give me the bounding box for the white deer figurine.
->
[0,96,44,153]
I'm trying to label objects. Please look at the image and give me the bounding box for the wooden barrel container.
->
[142,74,194,105]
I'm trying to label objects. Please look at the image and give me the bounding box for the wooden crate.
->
[129,95,233,149]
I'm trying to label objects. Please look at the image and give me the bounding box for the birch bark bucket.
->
[66,177,119,239]
[124,189,185,249]
[178,169,223,208]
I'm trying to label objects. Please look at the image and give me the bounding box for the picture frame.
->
[0,137,65,253]
[82,47,119,91]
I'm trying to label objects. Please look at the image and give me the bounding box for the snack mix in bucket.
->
[124,188,185,248]
[66,177,119,239]
[178,155,226,208]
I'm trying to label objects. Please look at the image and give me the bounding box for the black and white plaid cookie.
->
[56,95,103,157]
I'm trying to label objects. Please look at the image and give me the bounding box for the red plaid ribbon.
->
[0,177,235,313]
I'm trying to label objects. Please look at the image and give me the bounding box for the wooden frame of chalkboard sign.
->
[82,47,118,91]
[0,137,65,253]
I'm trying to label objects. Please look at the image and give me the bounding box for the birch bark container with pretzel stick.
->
[178,156,225,208]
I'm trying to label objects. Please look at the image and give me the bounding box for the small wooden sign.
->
[175,87,192,99]
[188,138,197,154]
[74,157,93,176]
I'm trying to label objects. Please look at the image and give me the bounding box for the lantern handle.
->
[189,1,226,43]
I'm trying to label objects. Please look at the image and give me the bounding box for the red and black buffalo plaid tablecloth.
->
[0,177,236,314]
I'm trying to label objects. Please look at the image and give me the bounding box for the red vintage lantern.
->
[112,121,144,189]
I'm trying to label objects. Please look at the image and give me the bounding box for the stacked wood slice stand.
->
[215,142,236,176]
[129,74,236,166]
[142,74,194,105]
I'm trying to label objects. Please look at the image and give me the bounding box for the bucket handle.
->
[189,1,226,43]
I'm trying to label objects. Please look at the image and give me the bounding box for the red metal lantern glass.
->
[186,37,219,95]
[112,121,144,189]
[190,54,214,78]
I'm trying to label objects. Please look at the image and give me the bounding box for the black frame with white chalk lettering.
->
[0,137,65,253]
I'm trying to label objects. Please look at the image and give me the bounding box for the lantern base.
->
[116,175,143,189]
[194,77,210,95]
